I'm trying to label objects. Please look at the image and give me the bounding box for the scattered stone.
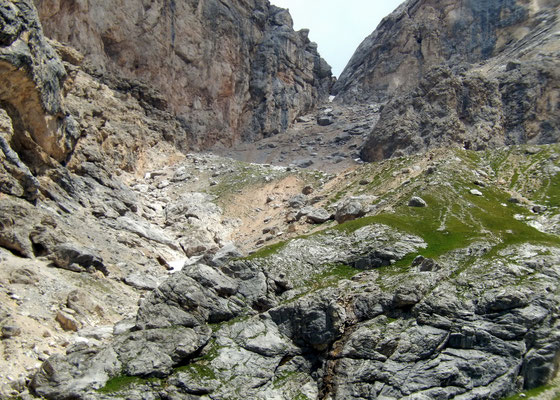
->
[426,166,437,174]
[532,205,547,214]
[288,194,308,208]
[49,243,107,275]
[302,185,314,195]
[9,268,38,285]
[508,197,521,204]
[408,196,427,208]
[335,200,366,223]
[1,324,22,339]
[67,289,103,318]
[411,255,440,272]
[470,189,483,196]
[55,310,80,332]
[292,159,314,169]
[297,207,332,224]
[317,115,334,126]
[285,212,298,223]
[296,115,314,123]
[474,180,486,187]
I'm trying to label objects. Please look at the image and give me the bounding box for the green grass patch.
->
[502,384,556,399]
[208,314,250,332]
[328,184,559,270]
[245,240,288,259]
[98,375,161,393]
[541,171,560,208]
[273,370,300,388]
[175,363,217,380]
[306,263,360,288]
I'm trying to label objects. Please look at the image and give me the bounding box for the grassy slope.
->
[99,145,560,397]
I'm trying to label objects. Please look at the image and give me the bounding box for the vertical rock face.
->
[33,0,333,148]
[0,0,77,165]
[330,0,560,161]
[332,0,559,104]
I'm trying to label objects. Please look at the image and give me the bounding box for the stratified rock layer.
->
[33,0,333,148]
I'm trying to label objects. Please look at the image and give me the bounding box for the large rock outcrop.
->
[33,0,334,148]
[360,58,560,161]
[0,0,78,171]
[329,0,560,161]
[332,0,559,104]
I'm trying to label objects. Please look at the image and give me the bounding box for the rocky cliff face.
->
[0,0,78,176]
[331,0,560,161]
[33,0,333,148]
[333,0,559,104]
[360,57,560,161]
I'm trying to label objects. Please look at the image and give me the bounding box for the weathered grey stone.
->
[470,189,483,196]
[268,289,346,350]
[408,196,427,208]
[49,243,107,275]
[136,266,245,329]
[317,115,334,126]
[112,216,177,248]
[124,272,159,291]
[304,207,332,224]
[335,200,366,223]
[55,310,80,332]
[292,158,314,169]
[9,267,38,284]
[296,206,332,224]
[184,263,238,296]
[1,323,22,339]
[209,243,243,267]
[288,194,308,208]
[32,327,209,398]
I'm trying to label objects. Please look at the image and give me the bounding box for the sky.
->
[269,0,405,77]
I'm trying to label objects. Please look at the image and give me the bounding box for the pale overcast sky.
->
[270,0,405,77]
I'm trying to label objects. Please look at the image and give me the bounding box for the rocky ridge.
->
[33,0,334,148]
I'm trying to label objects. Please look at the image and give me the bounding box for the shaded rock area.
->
[34,0,334,148]
[360,61,560,161]
[0,0,78,164]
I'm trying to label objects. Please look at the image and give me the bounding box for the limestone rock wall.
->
[330,0,560,161]
[360,58,560,161]
[34,0,333,148]
[333,0,559,104]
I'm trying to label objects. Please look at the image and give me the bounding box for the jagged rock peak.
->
[332,0,560,104]
[33,0,334,148]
